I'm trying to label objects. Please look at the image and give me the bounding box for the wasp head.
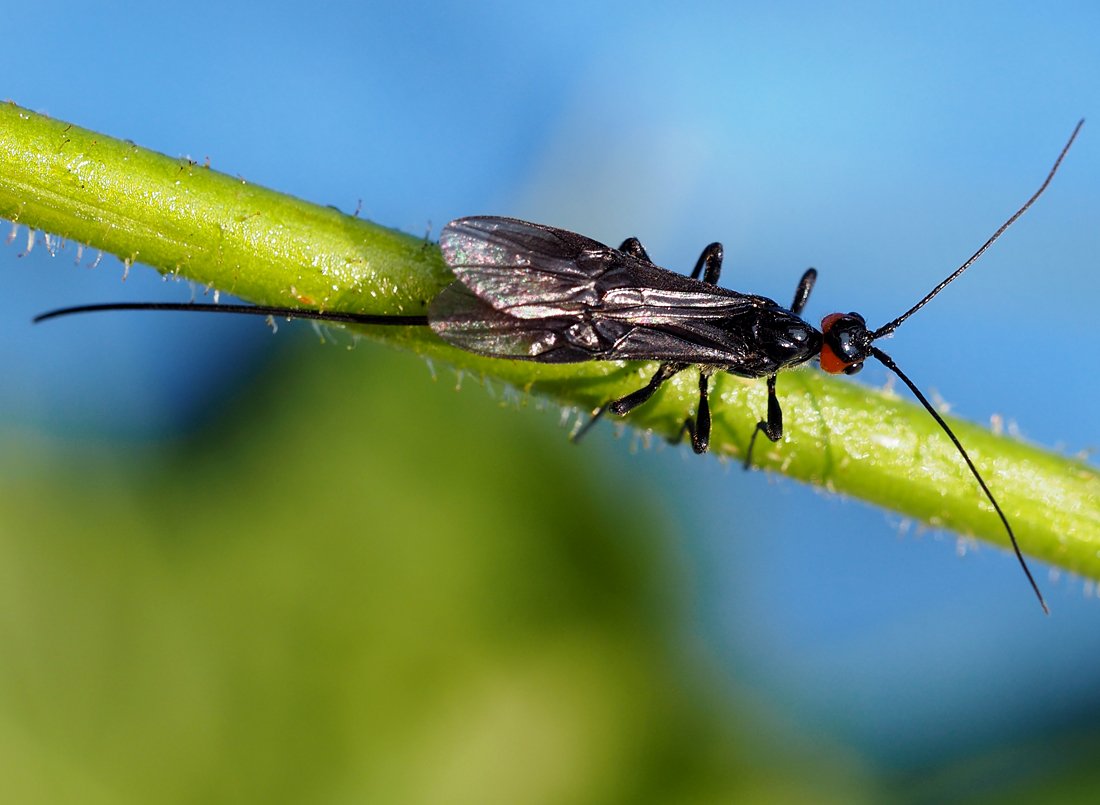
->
[820,312,873,375]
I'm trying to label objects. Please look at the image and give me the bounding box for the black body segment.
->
[435,216,822,463]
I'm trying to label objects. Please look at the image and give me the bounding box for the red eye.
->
[819,343,849,374]
[819,313,851,374]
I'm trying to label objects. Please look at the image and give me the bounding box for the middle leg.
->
[744,373,783,470]
[674,369,713,454]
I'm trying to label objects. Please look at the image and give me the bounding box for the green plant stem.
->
[2,101,1098,587]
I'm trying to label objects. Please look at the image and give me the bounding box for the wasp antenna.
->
[34,301,430,327]
[873,119,1084,340]
[870,347,1048,614]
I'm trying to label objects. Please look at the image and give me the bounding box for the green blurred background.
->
[0,341,875,802]
[4,2,1100,802]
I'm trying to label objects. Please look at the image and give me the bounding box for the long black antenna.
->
[34,301,429,327]
[870,346,1048,614]
[873,119,1083,340]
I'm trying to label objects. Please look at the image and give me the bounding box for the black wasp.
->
[36,121,1084,612]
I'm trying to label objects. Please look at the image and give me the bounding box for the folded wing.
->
[432,216,771,366]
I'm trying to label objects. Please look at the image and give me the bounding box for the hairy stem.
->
[2,101,1097,586]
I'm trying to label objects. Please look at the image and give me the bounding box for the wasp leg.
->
[674,370,712,453]
[690,243,724,284]
[618,237,653,264]
[570,404,608,443]
[571,362,688,445]
[609,361,688,415]
[622,239,723,284]
[790,268,817,316]
[744,374,782,470]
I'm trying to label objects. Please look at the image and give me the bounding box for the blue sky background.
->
[3,0,1100,776]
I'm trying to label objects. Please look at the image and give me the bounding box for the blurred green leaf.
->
[0,341,873,802]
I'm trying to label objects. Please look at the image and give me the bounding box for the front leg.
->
[744,374,783,470]
[789,268,817,316]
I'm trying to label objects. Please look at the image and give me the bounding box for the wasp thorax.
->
[754,314,822,367]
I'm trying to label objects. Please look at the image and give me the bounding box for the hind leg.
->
[571,362,688,444]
